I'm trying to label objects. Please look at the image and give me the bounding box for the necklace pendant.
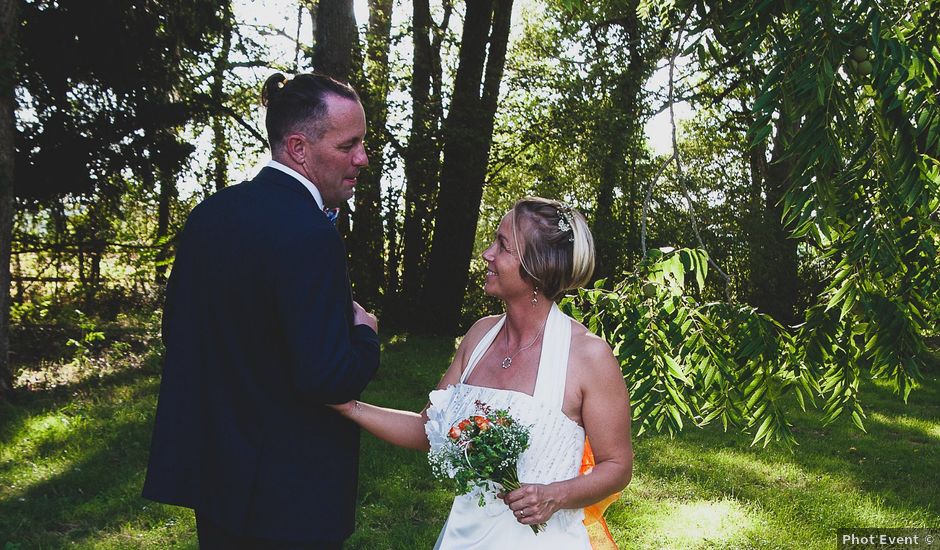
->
[500,357,512,369]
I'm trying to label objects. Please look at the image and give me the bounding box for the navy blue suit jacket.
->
[142,167,380,543]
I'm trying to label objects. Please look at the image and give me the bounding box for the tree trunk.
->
[0,0,16,400]
[762,137,799,324]
[748,109,799,325]
[12,245,22,304]
[210,1,233,193]
[420,0,513,334]
[746,135,768,299]
[83,202,109,311]
[310,0,360,240]
[88,241,102,308]
[347,0,393,310]
[429,2,452,125]
[77,231,87,300]
[312,0,358,81]
[595,127,625,280]
[594,3,645,280]
[51,199,65,299]
[399,0,439,325]
[383,187,402,302]
[154,164,177,286]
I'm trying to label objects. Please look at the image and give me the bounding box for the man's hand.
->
[353,301,378,332]
[326,401,358,418]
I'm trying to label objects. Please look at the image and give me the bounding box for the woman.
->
[331,197,633,548]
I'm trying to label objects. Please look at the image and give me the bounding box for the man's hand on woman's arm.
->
[353,300,378,333]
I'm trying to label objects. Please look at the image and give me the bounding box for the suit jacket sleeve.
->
[270,223,379,404]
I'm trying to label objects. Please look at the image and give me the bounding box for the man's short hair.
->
[261,72,360,152]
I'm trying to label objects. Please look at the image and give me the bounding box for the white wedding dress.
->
[425,304,592,549]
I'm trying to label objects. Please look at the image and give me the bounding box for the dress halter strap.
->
[532,304,572,410]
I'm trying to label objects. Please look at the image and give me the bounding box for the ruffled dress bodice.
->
[424,304,591,549]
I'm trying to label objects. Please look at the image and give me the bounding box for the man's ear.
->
[284,134,306,164]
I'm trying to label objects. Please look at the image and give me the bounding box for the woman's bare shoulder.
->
[568,318,620,377]
[569,318,613,356]
[465,314,502,341]
[454,314,503,357]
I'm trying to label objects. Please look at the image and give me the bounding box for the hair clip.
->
[557,205,575,242]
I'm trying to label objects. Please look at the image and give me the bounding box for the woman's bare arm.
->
[329,317,501,450]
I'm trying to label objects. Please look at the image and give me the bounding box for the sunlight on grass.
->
[868,412,940,441]
[0,412,85,498]
[17,412,83,449]
[639,498,755,548]
[660,499,753,545]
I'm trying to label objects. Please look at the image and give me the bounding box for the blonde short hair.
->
[511,197,595,300]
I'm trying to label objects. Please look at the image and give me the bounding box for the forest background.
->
[0,1,938,545]
[0,0,940,550]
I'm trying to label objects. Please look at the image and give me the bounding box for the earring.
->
[532,288,539,306]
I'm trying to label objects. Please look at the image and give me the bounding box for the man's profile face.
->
[302,95,368,208]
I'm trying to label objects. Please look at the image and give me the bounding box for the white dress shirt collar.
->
[266,160,325,211]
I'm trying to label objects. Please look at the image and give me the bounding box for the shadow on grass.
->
[0,333,457,549]
[0,358,196,549]
[347,436,452,549]
[0,362,161,450]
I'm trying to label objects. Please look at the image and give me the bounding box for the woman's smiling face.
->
[481,212,530,300]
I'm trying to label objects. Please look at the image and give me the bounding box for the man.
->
[143,72,380,549]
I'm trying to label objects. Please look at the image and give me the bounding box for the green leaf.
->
[664,355,689,384]
[750,123,773,148]
[752,89,776,113]
[746,383,767,410]
[668,404,684,430]
[630,377,657,405]
[752,414,774,447]
[793,385,806,411]
[701,356,717,389]
[851,410,867,433]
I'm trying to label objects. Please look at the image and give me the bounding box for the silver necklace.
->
[500,317,547,369]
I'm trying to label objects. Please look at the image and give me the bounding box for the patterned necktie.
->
[323,207,340,226]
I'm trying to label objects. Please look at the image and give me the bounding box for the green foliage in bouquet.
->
[430,401,530,501]
[429,401,545,533]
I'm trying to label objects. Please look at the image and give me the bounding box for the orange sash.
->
[580,437,620,550]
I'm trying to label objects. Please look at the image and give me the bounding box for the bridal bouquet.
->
[428,400,545,534]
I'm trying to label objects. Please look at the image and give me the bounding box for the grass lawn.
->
[1,335,938,549]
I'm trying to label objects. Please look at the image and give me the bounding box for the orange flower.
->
[473,415,491,431]
[458,419,473,431]
[448,426,462,440]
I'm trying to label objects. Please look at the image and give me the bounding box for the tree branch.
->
[221,105,268,148]
[640,5,733,299]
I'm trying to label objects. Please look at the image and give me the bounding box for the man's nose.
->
[355,145,369,167]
